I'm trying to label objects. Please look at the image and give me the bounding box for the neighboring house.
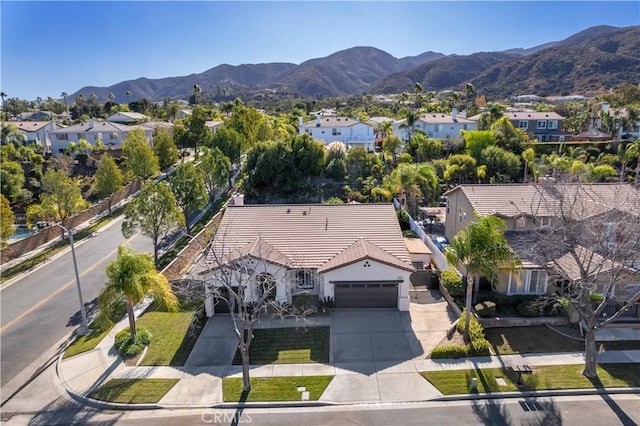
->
[177,109,192,120]
[205,120,223,133]
[468,110,570,142]
[140,121,174,136]
[48,119,153,155]
[13,121,62,153]
[106,112,148,124]
[16,111,54,121]
[393,109,477,142]
[197,203,414,315]
[299,115,375,152]
[369,116,395,149]
[443,181,640,297]
[505,111,568,142]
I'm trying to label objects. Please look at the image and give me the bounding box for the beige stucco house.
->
[198,203,414,315]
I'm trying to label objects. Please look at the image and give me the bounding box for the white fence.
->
[394,199,452,272]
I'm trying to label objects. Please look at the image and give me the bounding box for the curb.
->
[432,387,640,402]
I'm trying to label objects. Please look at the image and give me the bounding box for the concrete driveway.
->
[185,302,456,369]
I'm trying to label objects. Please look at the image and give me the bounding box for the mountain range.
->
[71,25,640,103]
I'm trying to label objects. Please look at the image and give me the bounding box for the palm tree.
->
[61,92,68,112]
[75,94,85,117]
[192,84,201,105]
[522,147,536,183]
[625,139,640,184]
[99,245,178,339]
[413,82,423,110]
[89,93,98,117]
[445,215,520,340]
[125,91,132,107]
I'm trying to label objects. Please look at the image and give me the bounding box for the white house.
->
[393,109,477,142]
[299,115,375,152]
[106,112,148,124]
[205,120,223,133]
[197,203,414,315]
[48,119,153,155]
[13,121,62,153]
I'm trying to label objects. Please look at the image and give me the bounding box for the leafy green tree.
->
[174,106,210,158]
[382,135,402,165]
[170,163,207,235]
[522,147,536,183]
[94,156,123,214]
[463,130,497,161]
[122,128,159,179]
[98,245,178,340]
[153,128,179,170]
[225,103,274,151]
[445,215,519,340]
[0,161,25,203]
[385,162,438,217]
[625,139,640,183]
[479,146,521,182]
[444,154,477,184]
[491,116,527,154]
[411,133,442,162]
[40,168,87,236]
[208,126,243,168]
[122,181,184,267]
[1,194,15,246]
[199,147,231,205]
[1,123,26,145]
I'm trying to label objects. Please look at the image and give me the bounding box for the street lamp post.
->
[54,223,90,335]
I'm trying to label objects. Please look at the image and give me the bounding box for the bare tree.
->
[510,180,640,378]
[193,234,312,392]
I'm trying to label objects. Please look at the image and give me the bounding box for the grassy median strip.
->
[232,327,330,365]
[89,378,179,404]
[422,363,640,395]
[223,376,333,402]
[137,310,199,366]
[63,327,111,359]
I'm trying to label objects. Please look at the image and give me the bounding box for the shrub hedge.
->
[115,327,152,357]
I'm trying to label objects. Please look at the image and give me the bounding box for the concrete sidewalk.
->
[55,302,640,408]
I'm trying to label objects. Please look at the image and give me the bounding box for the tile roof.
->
[202,203,413,273]
[445,183,640,220]
[503,111,564,121]
[418,113,475,124]
[14,121,51,132]
[318,238,414,273]
[301,116,366,129]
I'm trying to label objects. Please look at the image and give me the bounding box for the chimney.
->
[461,109,467,119]
[298,116,303,127]
[316,113,321,127]
[451,107,457,121]
[231,193,244,206]
[601,102,610,114]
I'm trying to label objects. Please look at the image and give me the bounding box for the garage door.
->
[334,282,398,309]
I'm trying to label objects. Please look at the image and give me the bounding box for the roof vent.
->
[286,208,291,214]
[302,210,307,216]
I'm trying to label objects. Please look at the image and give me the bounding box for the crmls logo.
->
[201,411,253,424]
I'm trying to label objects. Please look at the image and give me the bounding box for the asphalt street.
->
[7,394,639,425]
[0,216,152,388]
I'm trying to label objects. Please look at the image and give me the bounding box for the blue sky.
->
[2,1,639,101]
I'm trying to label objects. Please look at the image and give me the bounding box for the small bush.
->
[456,309,482,334]
[430,344,469,359]
[517,300,544,317]
[115,327,152,357]
[319,296,335,313]
[469,338,491,356]
[475,301,496,317]
[441,270,463,297]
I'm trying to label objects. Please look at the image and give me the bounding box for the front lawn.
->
[63,327,111,359]
[137,310,201,366]
[232,326,330,365]
[422,363,640,395]
[223,376,333,402]
[89,378,179,403]
[484,326,584,355]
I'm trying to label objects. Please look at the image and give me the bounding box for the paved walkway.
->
[56,302,640,408]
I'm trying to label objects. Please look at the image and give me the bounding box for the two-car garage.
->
[334,281,399,309]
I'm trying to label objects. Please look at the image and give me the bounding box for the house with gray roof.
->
[299,115,375,152]
[48,119,153,155]
[393,108,477,142]
[197,203,414,315]
[443,181,640,298]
